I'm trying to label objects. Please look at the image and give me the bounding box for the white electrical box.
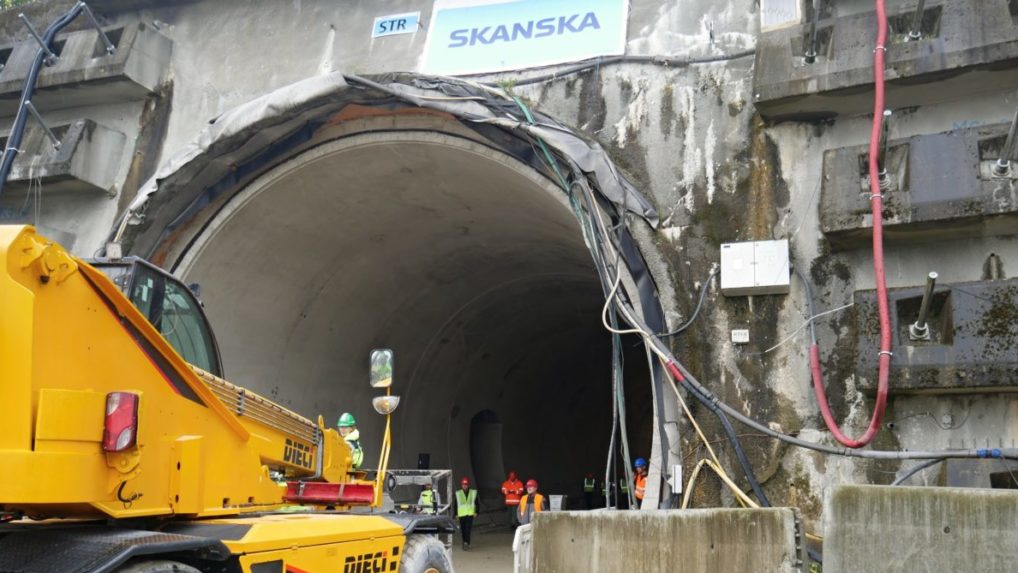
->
[720,239,790,296]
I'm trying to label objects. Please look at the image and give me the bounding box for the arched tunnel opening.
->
[172,130,652,506]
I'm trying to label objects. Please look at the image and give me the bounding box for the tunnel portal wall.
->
[0,0,1015,526]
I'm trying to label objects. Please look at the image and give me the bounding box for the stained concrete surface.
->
[528,509,805,572]
[853,278,1018,394]
[825,485,1018,572]
[753,0,1018,120]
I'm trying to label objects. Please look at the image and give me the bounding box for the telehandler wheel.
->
[114,559,203,573]
[400,534,453,573]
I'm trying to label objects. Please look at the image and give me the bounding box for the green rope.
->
[509,95,570,191]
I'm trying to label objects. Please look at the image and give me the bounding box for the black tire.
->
[114,560,203,573]
[400,534,454,573]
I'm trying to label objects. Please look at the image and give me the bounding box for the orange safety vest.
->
[635,474,647,501]
[518,493,546,518]
[502,479,524,506]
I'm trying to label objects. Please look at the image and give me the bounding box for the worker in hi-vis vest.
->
[634,457,648,508]
[583,472,596,509]
[417,482,439,515]
[501,471,524,527]
[456,477,478,550]
[619,476,630,509]
[336,412,363,469]
[518,479,548,525]
[603,479,616,508]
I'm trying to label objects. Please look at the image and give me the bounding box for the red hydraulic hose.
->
[810,0,892,448]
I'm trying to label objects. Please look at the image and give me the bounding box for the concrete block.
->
[0,118,126,195]
[820,122,1018,250]
[530,509,805,572]
[0,21,171,117]
[753,1,1018,120]
[826,485,1018,573]
[853,278,1018,395]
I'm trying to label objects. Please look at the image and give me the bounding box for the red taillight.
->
[102,392,139,452]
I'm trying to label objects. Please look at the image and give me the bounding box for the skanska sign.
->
[421,0,629,76]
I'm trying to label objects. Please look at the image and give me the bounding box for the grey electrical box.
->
[720,240,790,296]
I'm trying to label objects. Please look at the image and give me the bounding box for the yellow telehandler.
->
[0,225,455,573]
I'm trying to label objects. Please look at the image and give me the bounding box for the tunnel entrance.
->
[469,410,504,494]
[169,129,651,504]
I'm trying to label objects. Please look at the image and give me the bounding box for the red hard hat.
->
[526,479,538,489]
[508,471,517,480]
[460,477,470,486]
[586,472,593,478]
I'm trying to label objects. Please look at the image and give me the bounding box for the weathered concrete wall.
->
[826,485,1018,572]
[529,509,805,572]
[0,0,1015,525]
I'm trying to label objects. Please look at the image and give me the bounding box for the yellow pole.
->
[374,387,393,507]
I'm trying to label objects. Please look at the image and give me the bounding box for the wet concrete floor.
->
[449,529,515,573]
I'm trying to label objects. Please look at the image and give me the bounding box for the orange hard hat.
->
[526,479,538,489]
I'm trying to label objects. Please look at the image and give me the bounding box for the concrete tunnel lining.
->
[173,130,651,500]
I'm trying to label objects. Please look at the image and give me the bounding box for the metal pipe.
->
[804,0,819,63]
[19,14,58,66]
[79,2,116,55]
[909,272,938,341]
[23,101,61,150]
[908,0,926,41]
[993,107,1018,177]
[877,109,892,187]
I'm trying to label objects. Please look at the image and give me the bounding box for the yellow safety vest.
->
[583,478,595,493]
[419,489,437,514]
[456,489,477,517]
[344,429,364,469]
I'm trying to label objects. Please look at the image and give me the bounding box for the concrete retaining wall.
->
[826,485,1018,572]
[528,509,804,573]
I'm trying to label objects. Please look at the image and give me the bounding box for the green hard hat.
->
[337,412,357,427]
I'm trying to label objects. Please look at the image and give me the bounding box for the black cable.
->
[570,177,771,508]
[477,50,757,87]
[892,459,943,485]
[116,481,142,505]
[681,374,771,507]
[794,267,818,344]
[807,547,823,564]
[659,269,718,337]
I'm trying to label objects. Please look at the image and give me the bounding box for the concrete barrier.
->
[513,523,534,573]
[528,509,805,572]
[826,485,1018,572]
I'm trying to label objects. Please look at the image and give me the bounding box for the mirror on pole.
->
[370,348,393,388]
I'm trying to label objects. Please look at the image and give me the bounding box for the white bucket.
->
[549,494,567,511]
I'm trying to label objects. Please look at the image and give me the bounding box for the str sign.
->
[372,12,421,38]
[421,0,628,76]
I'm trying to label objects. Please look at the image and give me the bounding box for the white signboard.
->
[373,11,421,38]
[421,0,629,76]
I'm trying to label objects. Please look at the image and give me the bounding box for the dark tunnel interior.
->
[176,131,652,504]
